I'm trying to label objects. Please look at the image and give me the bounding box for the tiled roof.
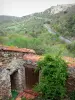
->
[0,45,75,67]
[0,45,35,53]
[23,54,41,62]
[23,54,75,67]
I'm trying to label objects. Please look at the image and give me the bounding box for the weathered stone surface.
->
[0,68,11,97]
[0,47,36,99]
[0,52,26,98]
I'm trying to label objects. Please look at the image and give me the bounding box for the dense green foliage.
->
[0,29,74,56]
[34,55,68,100]
[1,30,72,56]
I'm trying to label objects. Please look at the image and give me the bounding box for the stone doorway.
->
[25,66,39,89]
[10,71,18,90]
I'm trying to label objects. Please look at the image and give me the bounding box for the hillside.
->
[49,4,75,40]
[0,4,75,38]
[0,15,20,22]
[0,4,75,57]
[35,4,75,40]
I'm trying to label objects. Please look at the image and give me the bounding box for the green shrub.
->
[34,54,68,100]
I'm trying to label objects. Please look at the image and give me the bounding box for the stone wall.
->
[0,51,26,68]
[0,68,11,98]
[0,58,26,99]
[0,48,36,99]
[17,67,25,91]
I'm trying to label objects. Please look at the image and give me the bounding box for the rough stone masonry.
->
[0,45,36,99]
[0,45,75,99]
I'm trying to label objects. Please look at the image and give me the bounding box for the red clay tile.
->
[23,54,41,62]
[0,45,35,54]
[17,89,39,100]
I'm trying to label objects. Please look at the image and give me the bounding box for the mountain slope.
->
[0,4,75,56]
[0,15,20,22]
[48,4,75,40]
[0,4,75,39]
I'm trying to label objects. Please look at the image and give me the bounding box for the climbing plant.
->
[34,54,68,100]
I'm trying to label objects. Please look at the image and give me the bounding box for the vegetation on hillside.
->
[0,4,75,57]
[50,5,75,39]
[0,28,73,56]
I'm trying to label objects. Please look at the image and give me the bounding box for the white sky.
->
[0,0,75,17]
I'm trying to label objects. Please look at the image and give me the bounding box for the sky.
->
[0,0,75,17]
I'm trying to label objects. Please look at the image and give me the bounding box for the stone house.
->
[0,45,75,99]
[0,46,40,99]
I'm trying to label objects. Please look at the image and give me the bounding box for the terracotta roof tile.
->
[23,54,75,67]
[0,45,75,67]
[17,89,39,100]
[0,45,35,53]
[23,54,41,62]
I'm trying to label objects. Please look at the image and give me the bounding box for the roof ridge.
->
[0,45,35,54]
